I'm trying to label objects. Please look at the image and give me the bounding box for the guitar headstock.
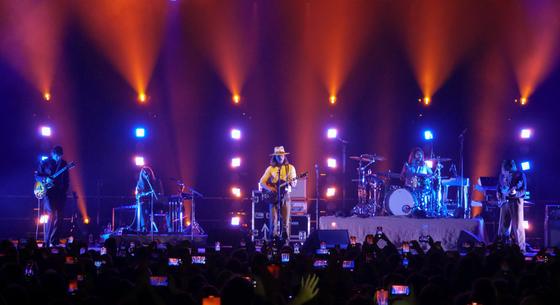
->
[67,161,77,169]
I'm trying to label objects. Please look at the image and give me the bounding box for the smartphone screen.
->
[342,260,355,270]
[316,248,329,255]
[100,247,107,255]
[65,256,77,265]
[192,256,206,265]
[402,242,410,253]
[281,253,290,263]
[202,296,221,305]
[149,276,168,287]
[215,242,221,252]
[390,285,410,296]
[402,258,409,268]
[68,280,78,294]
[375,289,389,305]
[197,248,206,254]
[168,258,182,266]
[313,259,328,269]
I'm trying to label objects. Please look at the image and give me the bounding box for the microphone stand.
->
[459,129,467,218]
[315,164,319,230]
[189,187,204,240]
[145,178,158,241]
[277,166,283,242]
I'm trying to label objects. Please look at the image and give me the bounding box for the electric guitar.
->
[262,172,308,204]
[34,161,76,199]
[497,178,524,208]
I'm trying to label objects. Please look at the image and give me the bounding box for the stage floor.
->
[320,216,485,250]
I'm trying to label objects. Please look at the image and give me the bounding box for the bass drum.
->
[385,188,418,216]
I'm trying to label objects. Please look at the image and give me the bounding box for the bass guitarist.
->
[259,146,297,240]
[35,146,69,247]
[497,159,527,252]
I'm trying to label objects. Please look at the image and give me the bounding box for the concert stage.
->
[319,216,485,250]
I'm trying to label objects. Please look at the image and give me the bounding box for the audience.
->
[0,232,556,305]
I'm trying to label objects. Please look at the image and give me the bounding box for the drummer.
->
[401,147,432,188]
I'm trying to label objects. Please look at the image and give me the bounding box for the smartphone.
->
[316,248,329,255]
[215,242,221,252]
[320,242,327,250]
[192,256,206,265]
[255,245,262,253]
[94,261,103,269]
[313,259,328,269]
[281,253,290,263]
[376,226,383,238]
[293,243,300,254]
[402,242,410,253]
[65,256,77,265]
[402,258,409,268]
[342,260,355,270]
[100,247,107,255]
[24,263,34,277]
[68,280,78,294]
[197,247,206,254]
[79,247,86,255]
[51,248,59,254]
[68,236,74,244]
[390,285,410,296]
[375,289,389,305]
[202,296,221,305]
[149,276,168,287]
[536,255,548,264]
[168,257,182,266]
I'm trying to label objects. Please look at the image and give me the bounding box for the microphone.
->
[459,128,467,138]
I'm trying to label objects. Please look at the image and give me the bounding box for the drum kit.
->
[350,154,454,218]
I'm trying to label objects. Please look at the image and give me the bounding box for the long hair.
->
[501,159,517,172]
[137,166,156,185]
[270,155,289,167]
[407,147,424,164]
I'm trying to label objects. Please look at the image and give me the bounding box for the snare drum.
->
[385,188,418,216]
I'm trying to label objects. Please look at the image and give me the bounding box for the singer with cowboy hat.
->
[259,146,297,240]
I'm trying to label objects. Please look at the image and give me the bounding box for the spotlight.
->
[39,214,49,224]
[232,94,240,104]
[520,128,532,139]
[231,129,241,140]
[329,95,337,104]
[423,130,434,140]
[327,158,337,168]
[520,161,531,171]
[138,93,147,103]
[231,187,242,198]
[40,126,52,137]
[83,218,90,224]
[231,216,241,226]
[326,187,336,197]
[43,92,51,101]
[327,128,338,139]
[419,96,431,105]
[40,155,48,161]
[134,156,145,166]
[231,157,241,168]
[135,127,146,138]
[523,220,530,230]
[330,221,337,228]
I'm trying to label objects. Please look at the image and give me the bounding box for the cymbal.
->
[350,156,373,162]
[375,171,402,179]
[349,154,386,162]
[426,157,452,162]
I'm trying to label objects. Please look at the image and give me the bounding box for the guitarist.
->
[34,146,69,247]
[259,146,297,240]
[497,159,527,252]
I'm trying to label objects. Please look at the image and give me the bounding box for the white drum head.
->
[386,188,415,216]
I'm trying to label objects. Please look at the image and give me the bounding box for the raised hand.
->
[291,274,319,305]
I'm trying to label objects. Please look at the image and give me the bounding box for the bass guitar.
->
[262,172,308,204]
[34,161,76,199]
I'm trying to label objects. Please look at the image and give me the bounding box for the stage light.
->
[231,216,241,226]
[326,187,336,197]
[231,157,241,168]
[43,92,51,101]
[40,126,52,137]
[515,97,528,105]
[520,128,532,139]
[134,156,145,166]
[520,161,531,171]
[327,158,337,168]
[138,93,147,103]
[135,127,146,138]
[419,96,431,105]
[327,128,338,139]
[83,218,90,224]
[39,214,49,224]
[231,187,242,198]
[40,155,48,161]
[330,221,337,228]
[425,160,434,168]
[232,94,240,104]
[423,130,434,140]
[523,220,530,230]
[329,95,337,104]
[231,129,241,140]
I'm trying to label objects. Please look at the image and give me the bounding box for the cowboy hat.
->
[270,146,290,156]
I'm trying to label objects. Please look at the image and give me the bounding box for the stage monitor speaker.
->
[303,229,349,253]
[456,229,484,251]
[545,205,560,248]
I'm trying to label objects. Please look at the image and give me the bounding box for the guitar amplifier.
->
[290,214,310,241]
[251,190,271,241]
[290,201,307,215]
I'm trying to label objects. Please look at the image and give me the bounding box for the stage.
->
[319,215,485,250]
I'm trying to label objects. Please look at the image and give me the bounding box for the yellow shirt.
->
[259,164,297,191]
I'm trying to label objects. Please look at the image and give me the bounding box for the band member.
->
[259,146,297,239]
[135,166,158,232]
[401,147,433,185]
[35,146,69,246]
[497,159,527,251]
